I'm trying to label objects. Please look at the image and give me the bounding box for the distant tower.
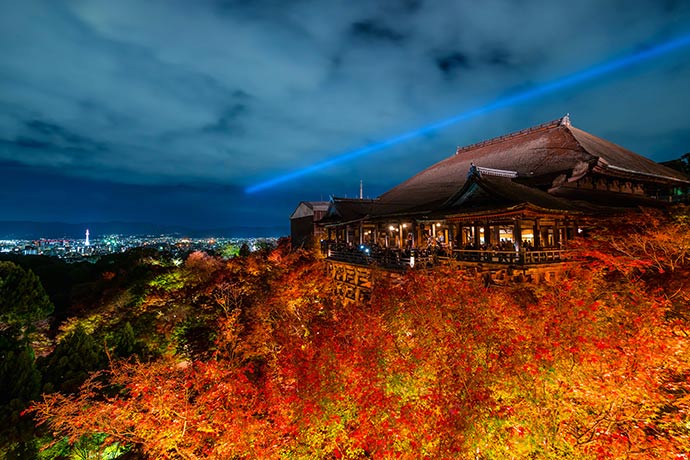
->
[359,179,363,199]
[85,229,90,247]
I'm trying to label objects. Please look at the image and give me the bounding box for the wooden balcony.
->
[322,242,568,270]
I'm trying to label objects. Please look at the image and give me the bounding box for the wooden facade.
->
[302,116,689,285]
[290,201,329,249]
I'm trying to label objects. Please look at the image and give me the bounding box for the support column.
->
[398,221,404,249]
[513,219,522,250]
[474,222,481,248]
[534,218,541,249]
[554,220,561,248]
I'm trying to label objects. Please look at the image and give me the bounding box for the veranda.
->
[321,209,580,270]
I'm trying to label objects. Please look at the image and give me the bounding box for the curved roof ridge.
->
[378,115,574,203]
[455,116,568,155]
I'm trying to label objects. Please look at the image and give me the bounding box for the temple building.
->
[290,201,329,249]
[311,115,689,274]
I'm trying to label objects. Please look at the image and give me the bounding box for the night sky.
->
[2,0,690,233]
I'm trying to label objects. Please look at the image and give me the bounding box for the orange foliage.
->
[29,216,690,459]
[32,359,294,459]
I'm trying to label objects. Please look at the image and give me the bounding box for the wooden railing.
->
[450,249,565,264]
[323,243,567,269]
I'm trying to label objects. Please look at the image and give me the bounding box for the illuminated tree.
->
[27,219,690,458]
[110,322,137,358]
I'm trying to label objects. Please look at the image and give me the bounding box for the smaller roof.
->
[290,201,330,220]
[318,198,377,226]
[442,175,583,214]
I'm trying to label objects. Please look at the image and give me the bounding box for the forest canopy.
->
[2,207,689,459]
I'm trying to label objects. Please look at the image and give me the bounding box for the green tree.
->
[40,325,104,394]
[111,322,137,358]
[0,262,52,456]
[0,346,42,457]
[220,243,240,259]
[0,261,53,327]
[238,243,251,257]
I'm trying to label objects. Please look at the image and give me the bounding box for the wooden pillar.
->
[554,220,561,248]
[513,219,522,250]
[474,222,481,248]
[398,221,404,249]
[565,223,569,243]
[534,218,541,249]
[448,223,455,250]
[571,221,579,238]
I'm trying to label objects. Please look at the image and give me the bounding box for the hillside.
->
[1,207,689,459]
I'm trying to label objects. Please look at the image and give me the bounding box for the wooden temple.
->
[290,201,329,249]
[305,116,689,281]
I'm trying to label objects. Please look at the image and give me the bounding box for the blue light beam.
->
[246,33,690,194]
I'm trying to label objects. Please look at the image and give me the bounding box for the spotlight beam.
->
[246,33,690,194]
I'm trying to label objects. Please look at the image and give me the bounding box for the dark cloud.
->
[202,91,252,135]
[350,19,407,43]
[20,120,108,153]
[436,51,473,76]
[201,104,248,135]
[0,0,689,229]
[484,47,513,68]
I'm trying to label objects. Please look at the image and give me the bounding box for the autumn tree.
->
[28,219,690,459]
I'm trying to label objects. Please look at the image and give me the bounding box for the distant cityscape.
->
[0,230,278,262]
